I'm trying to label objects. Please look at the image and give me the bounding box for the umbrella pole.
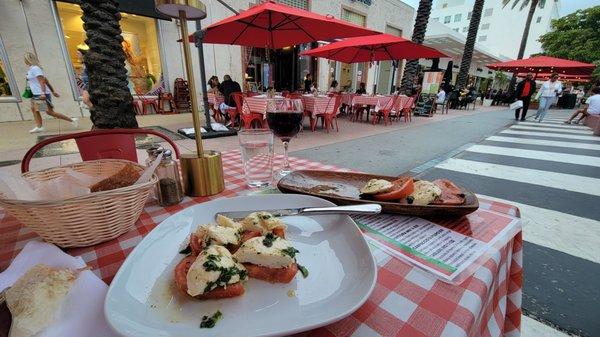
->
[390,60,398,94]
[194,21,213,132]
[178,10,204,153]
[372,61,380,94]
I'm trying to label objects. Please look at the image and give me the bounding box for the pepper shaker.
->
[155,150,183,206]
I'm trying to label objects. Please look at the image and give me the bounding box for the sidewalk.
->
[0,105,505,175]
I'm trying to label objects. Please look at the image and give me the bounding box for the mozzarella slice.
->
[234,236,296,268]
[215,214,243,232]
[409,180,442,205]
[240,212,286,234]
[195,224,240,246]
[186,245,246,297]
[360,179,393,195]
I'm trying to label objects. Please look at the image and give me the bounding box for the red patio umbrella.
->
[192,0,380,49]
[487,55,596,76]
[300,34,447,63]
[301,34,447,93]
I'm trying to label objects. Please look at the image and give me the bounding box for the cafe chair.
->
[399,96,415,123]
[232,93,264,129]
[21,129,180,173]
[134,88,159,115]
[372,95,399,126]
[313,95,342,133]
[158,92,178,114]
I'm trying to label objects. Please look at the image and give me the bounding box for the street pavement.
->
[294,109,598,337]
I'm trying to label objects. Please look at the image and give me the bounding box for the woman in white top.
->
[534,73,562,123]
[24,52,78,133]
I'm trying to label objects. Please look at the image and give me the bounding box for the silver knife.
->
[215,204,381,221]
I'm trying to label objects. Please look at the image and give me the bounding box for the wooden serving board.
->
[277,170,479,218]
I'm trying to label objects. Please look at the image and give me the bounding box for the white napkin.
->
[0,241,117,337]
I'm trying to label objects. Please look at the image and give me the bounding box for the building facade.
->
[430,0,560,60]
[0,0,414,122]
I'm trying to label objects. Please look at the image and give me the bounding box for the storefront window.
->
[278,0,309,10]
[0,35,19,101]
[55,1,164,95]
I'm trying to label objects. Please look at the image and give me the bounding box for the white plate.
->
[105,194,377,337]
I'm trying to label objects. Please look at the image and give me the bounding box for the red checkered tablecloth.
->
[352,95,393,109]
[0,152,522,337]
[301,95,335,118]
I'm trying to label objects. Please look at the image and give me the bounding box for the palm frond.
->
[520,0,531,11]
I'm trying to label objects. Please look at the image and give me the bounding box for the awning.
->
[487,56,596,76]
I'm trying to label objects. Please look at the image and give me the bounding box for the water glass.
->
[238,129,274,188]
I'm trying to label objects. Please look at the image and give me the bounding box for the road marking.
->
[521,315,572,337]
[500,129,600,141]
[477,194,600,264]
[510,125,593,135]
[487,136,600,150]
[465,144,600,167]
[517,121,590,130]
[436,158,600,196]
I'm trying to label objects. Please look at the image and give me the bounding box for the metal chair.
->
[21,128,180,173]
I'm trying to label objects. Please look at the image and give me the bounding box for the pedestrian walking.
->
[534,73,562,122]
[24,52,78,133]
[514,73,536,121]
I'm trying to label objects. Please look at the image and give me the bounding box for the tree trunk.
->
[456,0,485,89]
[508,0,538,95]
[400,0,433,93]
[81,0,138,129]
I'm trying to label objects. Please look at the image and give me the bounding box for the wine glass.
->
[266,98,303,177]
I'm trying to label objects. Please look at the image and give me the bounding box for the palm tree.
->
[455,0,485,89]
[80,0,138,128]
[399,0,433,93]
[502,0,556,94]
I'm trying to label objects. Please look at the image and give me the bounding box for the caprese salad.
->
[359,177,465,205]
[174,212,307,301]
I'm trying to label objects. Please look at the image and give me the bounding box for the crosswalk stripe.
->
[435,158,600,196]
[509,125,594,135]
[476,194,600,264]
[521,315,572,337]
[500,129,600,141]
[465,144,600,167]
[517,121,590,130]
[487,136,600,150]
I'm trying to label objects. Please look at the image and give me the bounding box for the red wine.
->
[267,112,303,141]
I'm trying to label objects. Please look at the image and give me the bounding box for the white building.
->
[430,0,560,59]
[420,20,508,88]
[0,0,415,122]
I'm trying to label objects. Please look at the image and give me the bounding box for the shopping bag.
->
[509,100,523,110]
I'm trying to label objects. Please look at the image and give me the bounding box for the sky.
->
[401,0,600,17]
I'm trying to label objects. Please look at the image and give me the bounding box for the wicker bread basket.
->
[0,159,157,248]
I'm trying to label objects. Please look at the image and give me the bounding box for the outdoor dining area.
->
[0,1,524,337]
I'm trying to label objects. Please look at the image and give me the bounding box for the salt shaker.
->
[155,149,183,206]
[145,145,164,167]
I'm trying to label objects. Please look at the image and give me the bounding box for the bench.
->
[584,114,600,136]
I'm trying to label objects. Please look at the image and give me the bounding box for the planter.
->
[483,99,493,107]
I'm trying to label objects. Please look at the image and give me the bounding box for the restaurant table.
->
[0,152,522,337]
[242,96,303,117]
[301,95,334,118]
[351,95,394,122]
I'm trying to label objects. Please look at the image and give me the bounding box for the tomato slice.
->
[373,176,414,201]
[431,179,465,205]
[189,233,204,256]
[174,255,245,299]
[272,227,286,239]
[244,263,298,283]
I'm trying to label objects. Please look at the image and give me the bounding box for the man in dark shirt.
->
[355,82,367,94]
[514,73,537,121]
[304,74,313,93]
[218,74,242,108]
